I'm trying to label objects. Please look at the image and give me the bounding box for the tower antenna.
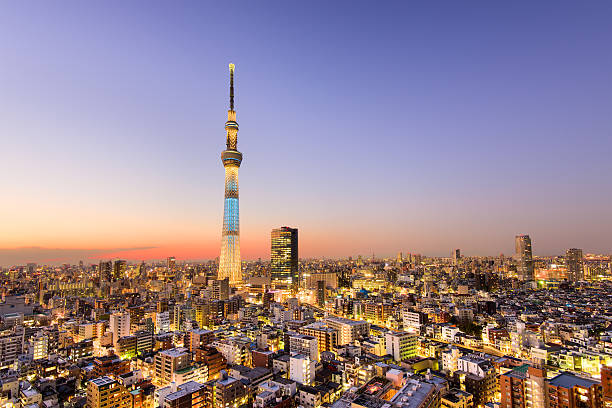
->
[229,63,235,110]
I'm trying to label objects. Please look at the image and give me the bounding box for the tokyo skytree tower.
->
[218,63,242,284]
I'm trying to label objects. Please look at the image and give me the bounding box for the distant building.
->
[271,227,299,290]
[566,248,584,282]
[113,260,127,280]
[167,256,176,271]
[452,249,461,265]
[515,235,534,282]
[98,261,112,281]
[316,280,326,307]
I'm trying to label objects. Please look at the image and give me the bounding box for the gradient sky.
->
[1,1,611,265]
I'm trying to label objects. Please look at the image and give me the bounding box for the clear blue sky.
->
[1,1,611,264]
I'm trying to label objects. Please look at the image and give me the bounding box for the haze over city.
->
[2,1,611,265]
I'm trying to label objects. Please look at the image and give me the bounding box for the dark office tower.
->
[113,260,127,280]
[99,261,112,281]
[515,235,534,282]
[138,262,146,278]
[452,249,461,265]
[270,227,299,290]
[26,263,37,275]
[566,248,584,282]
[337,267,351,289]
[317,280,326,307]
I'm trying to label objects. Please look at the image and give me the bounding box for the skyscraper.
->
[113,260,127,280]
[515,235,534,282]
[218,63,243,285]
[270,227,298,290]
[452,249,461,265]
[167,256,176,271]
[566,248,584,282]
[98,261,112,281]
[317,280,325,307]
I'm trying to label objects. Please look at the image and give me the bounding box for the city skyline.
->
[2,1,611,265]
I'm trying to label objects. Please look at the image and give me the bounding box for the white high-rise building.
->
[156,311,170,334]
[109,312,130,341]
[289,354,315,385]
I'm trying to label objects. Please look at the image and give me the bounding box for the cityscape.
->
[1,3,611,408]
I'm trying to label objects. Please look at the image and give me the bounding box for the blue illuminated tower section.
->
[219,63,242,284]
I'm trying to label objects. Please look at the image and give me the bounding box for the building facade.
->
[515,235,534,282]
[270,227,299,290]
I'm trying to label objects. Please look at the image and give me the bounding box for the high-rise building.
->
[270,227,299,290]
[167,256,176,271]
[98,261,112,281]
[566,248,584,282]
[211,278,229,301]
[452,249,461,265]
[109,312,131,343]
[289,354,315,385]
[218,63,243,285]
[316,280,326,307]
[113,260,127,280]
[515,235,534,281]
[26,263,36,275]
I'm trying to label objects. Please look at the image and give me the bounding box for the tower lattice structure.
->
[219,63,242,284]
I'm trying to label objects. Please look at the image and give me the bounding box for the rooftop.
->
[90,377,115,387]
[159,347,189,358]
[548,373,599,389]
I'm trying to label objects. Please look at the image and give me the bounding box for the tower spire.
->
[229,63,235,111]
